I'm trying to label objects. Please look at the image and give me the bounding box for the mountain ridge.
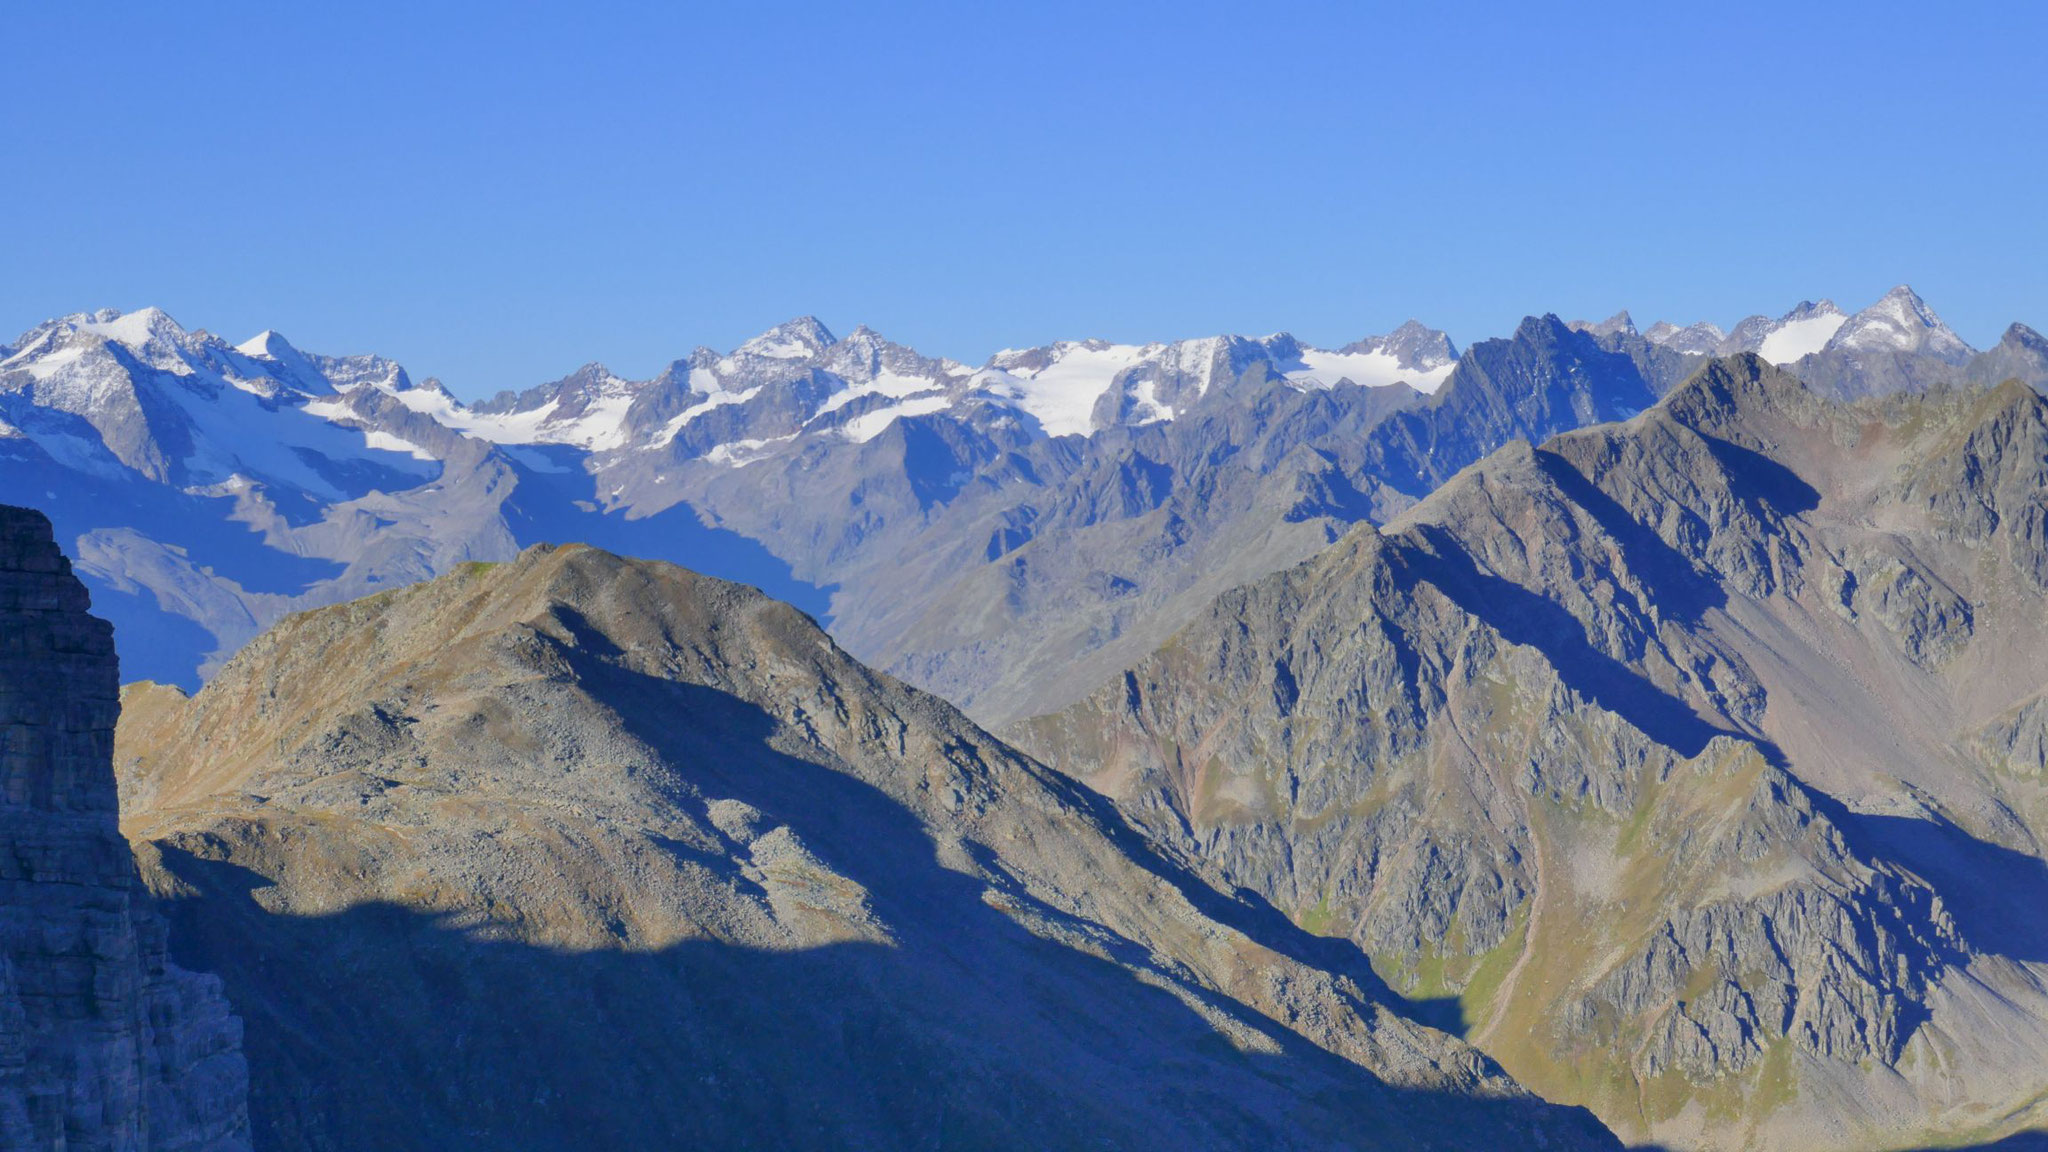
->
[1013,355,2048,1149]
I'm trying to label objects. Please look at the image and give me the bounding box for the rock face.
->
[114,544,1619,1151]
[0,505,247,1151]
[1016,359,2048,1150]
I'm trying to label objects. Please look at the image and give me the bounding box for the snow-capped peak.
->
[3,306,208,374]
[1361,320,1460,367]
[228,329,334,395]
[78,306,187,352]
[1336,321,1458,374]
[1282,322,1459,394]
[235,329,296,359]
[977,340,1160,437]
[819,324,964,386]
[737,316,836,360]
[1753,300,1847,364]
[1648,289,1978,367]
[1826,285,1973,363]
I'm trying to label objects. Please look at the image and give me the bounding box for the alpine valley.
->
[6,287,2048,1149]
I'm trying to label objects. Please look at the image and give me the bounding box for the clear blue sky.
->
[4,1,2041,398]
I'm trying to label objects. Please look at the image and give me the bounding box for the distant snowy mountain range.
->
[0,306,1458,478]
[2,287,2041,714]
[1583,285,1977,369]
[0,287,1978,490]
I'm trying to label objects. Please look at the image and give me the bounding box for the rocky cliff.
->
[0,505,247,1150]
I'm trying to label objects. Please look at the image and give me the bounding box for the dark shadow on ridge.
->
[1531,448,1731,624]
[1396,523,1739,759]
[995,751,1480,1040]
[1801,786,2048,967]
[1691,433,1821,519]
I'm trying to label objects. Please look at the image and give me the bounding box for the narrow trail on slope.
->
[1471,812,1548,1053]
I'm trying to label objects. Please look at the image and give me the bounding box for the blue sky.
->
[4,1,2042,397]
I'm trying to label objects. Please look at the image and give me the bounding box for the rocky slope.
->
[1016,358,2048,1150]
[113,543,1618,1150]
[0,504,247,1150]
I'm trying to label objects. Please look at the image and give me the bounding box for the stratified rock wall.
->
[0,505,247,1151]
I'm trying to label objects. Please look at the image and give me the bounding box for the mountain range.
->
[8,282,2048,1146]
[7,288,2043,731]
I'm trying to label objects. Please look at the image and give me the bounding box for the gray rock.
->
[0,504,248,1151]
[1015,358,2048,1149]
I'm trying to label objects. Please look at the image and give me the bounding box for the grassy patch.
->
[1457,903,1529,1021]
[1296,894,1338,937]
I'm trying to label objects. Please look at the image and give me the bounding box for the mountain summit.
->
[1640,286,1980,393]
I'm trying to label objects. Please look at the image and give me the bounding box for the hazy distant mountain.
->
[1967,322,2048,389]
[1642,286,2020,399]
[681,314,1681,723]
[1793,285,1981,396]
[1016,357,2048,1149]
[1714,298,1851,362]
[0,305,1483,710]
[1567,310,1639,340]
[1642,319,1727,355]
[0,309,856,686]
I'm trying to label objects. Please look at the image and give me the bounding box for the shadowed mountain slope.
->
[113,544,1620,1150]
[1017,357,2048,1150]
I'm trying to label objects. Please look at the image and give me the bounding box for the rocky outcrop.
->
[0,505,246,1151]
